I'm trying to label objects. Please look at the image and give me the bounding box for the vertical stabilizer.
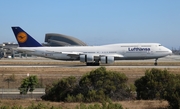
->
[11,27,42,47]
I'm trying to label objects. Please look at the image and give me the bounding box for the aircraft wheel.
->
[86,63,90,66]
[154,58,158,66]
[86,62,100,66]
[94,63,100,66]
[154,63,157,66]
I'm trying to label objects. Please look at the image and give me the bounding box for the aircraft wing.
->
[99,54,124,58]
[59,51,124,58]
[60,51,82,57]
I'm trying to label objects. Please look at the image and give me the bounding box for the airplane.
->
[11,26,172,66]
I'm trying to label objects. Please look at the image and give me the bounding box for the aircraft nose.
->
[167,49,172,55]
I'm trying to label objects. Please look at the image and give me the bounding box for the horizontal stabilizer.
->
[13,47,35,52]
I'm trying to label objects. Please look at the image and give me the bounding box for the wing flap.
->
[59,51,82,57]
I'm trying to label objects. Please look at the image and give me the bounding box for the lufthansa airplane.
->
[12,27,172,66]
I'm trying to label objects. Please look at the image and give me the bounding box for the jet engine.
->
[80,54,94,63]
[100,56,114,64]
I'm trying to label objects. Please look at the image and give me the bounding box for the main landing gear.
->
[86,62,100,66]
[154,58,158,66]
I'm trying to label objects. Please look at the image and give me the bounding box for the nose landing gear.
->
[154,58,158,66]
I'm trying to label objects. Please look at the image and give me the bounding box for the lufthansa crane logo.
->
[17,32,28,43]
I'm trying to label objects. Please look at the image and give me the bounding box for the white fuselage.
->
[16,43,172,61]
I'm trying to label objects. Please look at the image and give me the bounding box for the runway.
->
[1,65,180,68]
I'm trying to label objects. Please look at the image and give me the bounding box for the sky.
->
[0,0,179,49]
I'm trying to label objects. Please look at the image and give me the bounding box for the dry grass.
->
[119,100,169,109]
[1,67,180,88]
[0,99,169,109]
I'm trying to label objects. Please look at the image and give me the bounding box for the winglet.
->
[11,27,42,47]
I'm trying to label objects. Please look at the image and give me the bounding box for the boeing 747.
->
[11,27,172,66]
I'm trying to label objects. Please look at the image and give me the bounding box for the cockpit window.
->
[159,45,161,46]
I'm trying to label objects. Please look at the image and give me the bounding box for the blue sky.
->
[0,0,179,49]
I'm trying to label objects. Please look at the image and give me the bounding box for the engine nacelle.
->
[100,56,114,64]
[80,54,94,63]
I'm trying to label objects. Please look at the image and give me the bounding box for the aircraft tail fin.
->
[11,27,42,47]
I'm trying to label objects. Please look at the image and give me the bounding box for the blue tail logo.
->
[12,27,42,47]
